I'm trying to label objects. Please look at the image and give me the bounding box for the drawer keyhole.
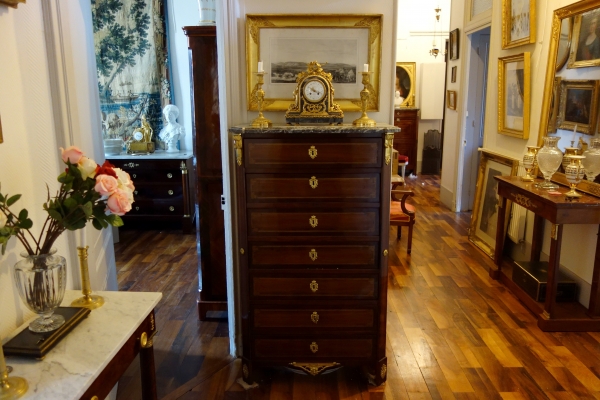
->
[310,280,318,293]
[132,174,137,178]
[311,312,319,324]
[309,249,317,262]
[167,173,173,179]
[309,215,318,228]
[168,190,174,195]
[309,176,318,189]
[308,146,317,159]
[169,206,175,212]
[310,341,318,353]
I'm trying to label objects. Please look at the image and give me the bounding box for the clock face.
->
[133,131,144,141]
[303,80,326,102]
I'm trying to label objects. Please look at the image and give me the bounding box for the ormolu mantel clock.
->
[285,61,344,125]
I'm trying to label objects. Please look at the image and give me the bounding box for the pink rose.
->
[60,146,83,164]
[106,189,133,216]
[95,174,119,196]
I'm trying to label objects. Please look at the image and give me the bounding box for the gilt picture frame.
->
[498,53,530,139]
[449,29,459,60]
[245,14,383,112]
[0,0,25,8]
[451,66,457,83]
[502,0,536,49]
[567,8,600,69]
[446,90,457,110]
[557,79,599,135]
[469,149,519,259]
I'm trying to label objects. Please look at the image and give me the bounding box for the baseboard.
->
[439,185,455,211]
[505,240,591,307]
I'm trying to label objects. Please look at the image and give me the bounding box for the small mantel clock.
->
[285,61,344,125]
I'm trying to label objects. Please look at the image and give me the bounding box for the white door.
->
[460,27,490,211]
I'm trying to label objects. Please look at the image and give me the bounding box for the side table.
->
[492,176,600,331]
[4,290,161,399]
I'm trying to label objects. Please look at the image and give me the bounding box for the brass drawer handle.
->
[310,280,318,293]
[169,206,175,212]
[126,162,139,168]
[309,176,318,189]
[168,190,174,195]
[167,173,173,178]
[311,312,319,324]
[308,146,317,159]
[310,341,318,353]
[309,249,317,261]
[309,215,318,228]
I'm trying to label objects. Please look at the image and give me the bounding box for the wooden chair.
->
[390,188,416,254]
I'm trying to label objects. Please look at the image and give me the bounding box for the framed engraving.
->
[245,14,383,112]
[502,0,536,49]
[446,90,457,110]
[498,52,530,139]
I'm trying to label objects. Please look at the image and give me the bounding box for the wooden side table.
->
[493,176,600,331]
[4,290,161,399]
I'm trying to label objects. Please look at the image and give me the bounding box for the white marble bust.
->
[159,104,185,153]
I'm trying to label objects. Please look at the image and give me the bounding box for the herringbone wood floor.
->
[115,175,600,399]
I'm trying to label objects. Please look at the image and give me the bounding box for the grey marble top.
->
[105,150,193,160]
[229,124,400,134]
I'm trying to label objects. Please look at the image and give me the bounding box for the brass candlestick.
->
[353,72,376,127]
[71,246,104,310]
[0,344,27,400]
[251,72,272,128]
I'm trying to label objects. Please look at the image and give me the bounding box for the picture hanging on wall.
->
[502,0,536,49]
[449,29,459,60]
[446,90,457,110]
[498,53,531,139]
[451,66,457,83]
[92,0,172,148]
[568,8,600,68]
[557,79,599,135]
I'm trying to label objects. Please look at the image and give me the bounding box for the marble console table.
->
[4,290,161,400]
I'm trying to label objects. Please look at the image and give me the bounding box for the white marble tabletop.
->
[3,290,162,400]
[105,151,192,160]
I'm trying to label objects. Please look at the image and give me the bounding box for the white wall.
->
[397,0,450,173]
[0,1,116,339]
[166,0,199,153]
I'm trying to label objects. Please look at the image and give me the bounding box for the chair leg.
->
[407,223,414,254]
[397,225,401,239]
[400,164,406,180]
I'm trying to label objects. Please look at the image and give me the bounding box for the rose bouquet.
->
[0,146,135,255]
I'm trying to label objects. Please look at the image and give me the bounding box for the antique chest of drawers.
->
[106,153,195,233]
[231,124,398,385]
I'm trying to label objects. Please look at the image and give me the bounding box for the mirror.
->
[539,0,600,196]
[556,18,572,71]
[395,62,416,108]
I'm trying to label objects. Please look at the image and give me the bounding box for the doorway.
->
[459,27,490,211]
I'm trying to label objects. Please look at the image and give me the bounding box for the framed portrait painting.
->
[498,53,530,139]
[245,14,383,112]
[449,29,459,60]
[451,66,457,83]
[469,149,519,259]
[502,0,536,49]
[568,8,600,68]
[557,79,599,135]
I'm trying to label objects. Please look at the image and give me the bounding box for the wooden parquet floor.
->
[115,174,600,399]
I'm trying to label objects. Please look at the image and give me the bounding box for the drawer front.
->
[253,309,375,328]
[110,158,185,171]
[254,338,373,359]
[125,169,182,183]
[133,184,183,199]
[246,174,380,202]
[252,277,376,298]
[250,244,377,269]
[247,210,379,236]
[245,139,382,168]
[130,199,184,216]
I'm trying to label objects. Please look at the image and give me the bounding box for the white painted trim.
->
[216,0,244,357]
[409,30,450,36]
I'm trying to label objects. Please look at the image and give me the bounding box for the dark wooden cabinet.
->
[232,124,398,385]
[393,108,419,174]
[106,154,195,233]
[183,26,227,320]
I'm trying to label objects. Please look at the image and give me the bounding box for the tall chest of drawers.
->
[106,153,195,233]
[231,124,398,385]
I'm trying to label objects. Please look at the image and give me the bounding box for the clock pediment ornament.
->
[285,61,344,125]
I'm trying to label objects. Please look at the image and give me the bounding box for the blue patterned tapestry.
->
[92,0,171,144]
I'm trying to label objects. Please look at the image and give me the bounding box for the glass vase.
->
[13,249,67,333]
[537,136,563,190]
[582,138,600,182]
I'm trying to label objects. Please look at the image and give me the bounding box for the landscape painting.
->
[269,38,358,84]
